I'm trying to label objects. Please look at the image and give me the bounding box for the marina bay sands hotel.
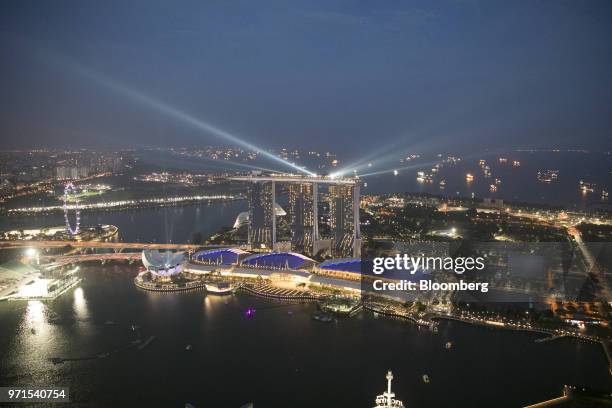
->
[230,174,361,258]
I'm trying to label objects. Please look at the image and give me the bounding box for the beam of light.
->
[330,130,437,178]
[332,135,442,177]
[357,150,499,178]
[358,159,441,178]
[330,94,509,179]
[47,57,316,176]
[331,148,420,178]
[165,152,279,173]
[332,155,385,178]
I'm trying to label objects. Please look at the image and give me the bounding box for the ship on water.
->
[373,371,404,407]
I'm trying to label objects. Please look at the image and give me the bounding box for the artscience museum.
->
[141,250,186,281]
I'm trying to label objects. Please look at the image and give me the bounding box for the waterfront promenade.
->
[8,246,611,375]
[0,240,234,251]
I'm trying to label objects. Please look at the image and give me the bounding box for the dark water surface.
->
[0,200,247,244]
[0,265,609,408]
[362,151,612,210]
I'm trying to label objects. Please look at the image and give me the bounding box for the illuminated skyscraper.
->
[329,184,360,257]
[288,183,315,254]
[249,181,275,250]
[231,174,360,257]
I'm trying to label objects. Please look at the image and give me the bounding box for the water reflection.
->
[19,300,53,362]
[73,287,89,321]
[203,293,235,317]
[1,266,609,407]
[25,300,46,328]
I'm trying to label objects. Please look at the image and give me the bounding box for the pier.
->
[239,283,323,301]
[133,277,207,292]
[523,385,572,408]
[364,302,433,328]
[534,334,567,343]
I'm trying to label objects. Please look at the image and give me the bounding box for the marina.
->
[1,263,610,407]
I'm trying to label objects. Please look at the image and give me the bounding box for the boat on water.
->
[373,370,404,407]
[445,341,453,349]
[422,374,430,383]
[137,336,156,350]
[205,282,235,295]
[185,345,192,351]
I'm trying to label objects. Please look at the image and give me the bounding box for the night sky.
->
[1,0,611,156]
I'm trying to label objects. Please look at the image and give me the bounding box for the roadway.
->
[567,226,611,300]
[42,253,143,268]
[0,240,234,250]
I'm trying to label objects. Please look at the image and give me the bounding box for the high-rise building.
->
[248,181,276,250]
[55,166,71,180]
[329,184,361,257]
[329,184,353,255]
[232,174,359,257]
[288,183,315,254]
[55,165,89,180]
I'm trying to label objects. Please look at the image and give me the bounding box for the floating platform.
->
[205,282,235,295]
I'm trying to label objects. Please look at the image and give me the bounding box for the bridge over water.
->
[41,252,144,268]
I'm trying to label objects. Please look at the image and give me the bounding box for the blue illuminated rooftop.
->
[318,258,362,273]
[193,248,247,265]
[241,252,315,269]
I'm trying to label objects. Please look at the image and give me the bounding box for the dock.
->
[239,283,322,301]
[534,334,566,343]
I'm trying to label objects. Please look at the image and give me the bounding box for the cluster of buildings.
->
[132,172,216,185]
[0,150,131,200]
[138,247,363,295]
[232,174,361,258]
[169,146,339,167]
[53,153,127,180]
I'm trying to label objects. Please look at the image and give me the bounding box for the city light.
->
[9,194,240,214]
[2,4,611,406]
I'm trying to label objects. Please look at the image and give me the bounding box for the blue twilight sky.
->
[0,0,611,156]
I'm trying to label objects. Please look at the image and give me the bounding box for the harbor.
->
[1,263,610,407]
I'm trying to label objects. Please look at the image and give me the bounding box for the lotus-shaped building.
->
[141,250,186,280]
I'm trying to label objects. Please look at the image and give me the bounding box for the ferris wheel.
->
[63,182,81,236]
